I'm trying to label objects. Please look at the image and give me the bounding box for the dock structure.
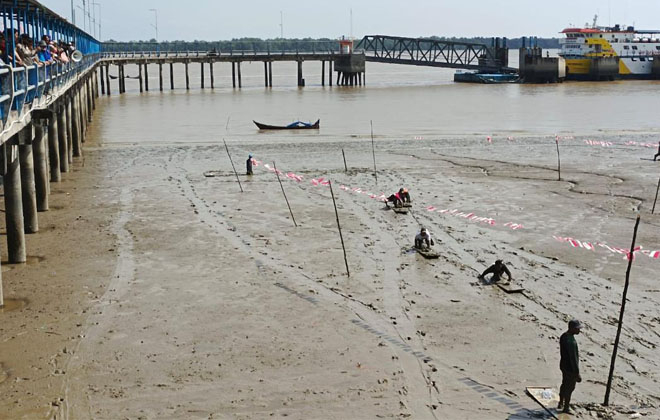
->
[0,1,101,308]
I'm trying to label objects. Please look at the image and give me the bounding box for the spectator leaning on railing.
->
[17,34,36,66]
[37,40,54,65]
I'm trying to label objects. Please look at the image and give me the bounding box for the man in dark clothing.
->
[399,188,411,204]
[386,192,403,208]
[246,154,253,175]
[479,259,512,283]
[654,141,660,161]
[559,319,582,414]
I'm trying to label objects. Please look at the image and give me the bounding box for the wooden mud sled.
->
[416,248,439,259]
[525,387,570,420]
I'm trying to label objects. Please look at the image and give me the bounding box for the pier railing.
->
[101,50,344,59]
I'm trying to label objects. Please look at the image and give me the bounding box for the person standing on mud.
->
[246,154,254,175]
[479,259,512,283]
[654,141,660,161]
[558,319,582,414]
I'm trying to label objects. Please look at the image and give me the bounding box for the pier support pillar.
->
[264,61,268,87]
[237,62,242,88]
[159,63,163,91]
[144,63,149,91]
[268,61,273,87]
[118,65,123,93]
[185,62,190,90]
[3,141,27,263]
[210,62,215,88]
[297,60,304,87]
[138,63,143,92]
[329,60,333,86]
[33,121,49,212]
[105,64,111,96]
[201,62,205,89]
[79,88,87,143]
[232,62,236,88]
[18,129,38,234]
[65,98,73,164]
[57,104,69,173]
[87,79,93,123]
[170,63,174,89]
[48,114,61,182]
[100,65,105,95]
[321,61,325,86]
[71,91,81,157]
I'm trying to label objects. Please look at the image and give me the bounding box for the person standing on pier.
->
[246,154,254,175]
[558,319,582,414]
[654,141,660,161]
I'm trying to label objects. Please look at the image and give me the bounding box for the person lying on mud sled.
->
[386,188,410,208]
[414,227,435,250]
[479,259,513,283]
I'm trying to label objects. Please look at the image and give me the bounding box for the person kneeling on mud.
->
[400,188,411,204]
[414,227,434,249]
[479,259,512,283]
[386,191,404,208]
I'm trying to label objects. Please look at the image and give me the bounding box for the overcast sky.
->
[44,0,659,42]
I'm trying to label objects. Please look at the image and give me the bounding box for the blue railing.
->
[0,0,101,138]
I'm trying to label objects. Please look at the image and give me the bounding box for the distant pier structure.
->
[334,38,366,86]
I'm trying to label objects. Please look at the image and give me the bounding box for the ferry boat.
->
[559,16,660,79]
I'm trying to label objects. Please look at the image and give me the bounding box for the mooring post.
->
[329,59,333,86]
[210,62,215,89]
[185,61,190,90]
[201,62,205,89]
[33,121,49,211]
[297,60,303,86]
[71,90,81,157]
[105,64,111,95]
[268,61,273,87]
[144,63,149,91]
[321,61,325,86]
[18,129,38,234]
[138,63,143,92]
[159,62,163,91]
[170,63,174,89]
[237,61,242,88]
[48,114,61,182]
[57,104,69,173]
[232,62,236,88]
[100,65,106,95]
[65,98,73,164]
[3,141,27,263]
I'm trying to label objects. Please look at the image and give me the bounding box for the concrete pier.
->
[139,64,143,92]
[66,98,73,164]
[268,61,273,87]
[19,135,38,234]
[100,65,106,94]
[201,62,205,89]
[264,61,268,87]
[232,62,236,88]
[237,62,242,88]
[159,63,163,91]
[57,104,69,173]
[144,64,149,91]
[71,91,81,157]
[170,63,174,89]
[185,62,190,90]
[297,60,304,87]
[33,122,49,211]
[210,62,215,88]
[105,64,111,95]
[87,79,93,123]
[3,142,27,263]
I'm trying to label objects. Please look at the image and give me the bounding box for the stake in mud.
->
[329,180,350,278]
[273,161,298,227]
[223,139,243,193]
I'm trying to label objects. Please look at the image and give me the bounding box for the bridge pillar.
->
[170,63,174,89]
[264,61,268,87]
[71,90,81,157]
[159,63,163,91]
[57,103,69,173]
[18,127,38,234]
[185,61,190,90]
[33,121,49,212]
[268,61,272,87]
[3,141,27,263]
[138,63,143,92]
[329,60,332,86]
[105,64,111,96]
[201,62,205,89]
[66,97,73,164]
[87,78,93,123]
[297,60,304,87]
[118,64,123,93]
[79,88,87,144]
[100,65,106,95]
[237,62,242,88]
[321,61,325,86]
[231,62,236,88]
[48,113,61,182]
[144,63,149,91]
[210,62,215,89]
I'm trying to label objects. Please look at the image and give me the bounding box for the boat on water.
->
[253,120,320,130]
[559,15,660,80]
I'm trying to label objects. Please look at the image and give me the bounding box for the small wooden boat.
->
[254,119,320,130]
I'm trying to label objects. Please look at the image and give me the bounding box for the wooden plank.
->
[496,283,525,294]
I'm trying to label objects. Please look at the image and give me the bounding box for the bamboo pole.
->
[273,162,297,227]
[603,215,641,406]
[555,135,561,181]
[370,120,377,184]
[223,139,243,193]
[342,148,348,172]
[652,175,660,214]
[329,180,350,278]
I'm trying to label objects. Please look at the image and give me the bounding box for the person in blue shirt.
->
[37,40,52,63]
